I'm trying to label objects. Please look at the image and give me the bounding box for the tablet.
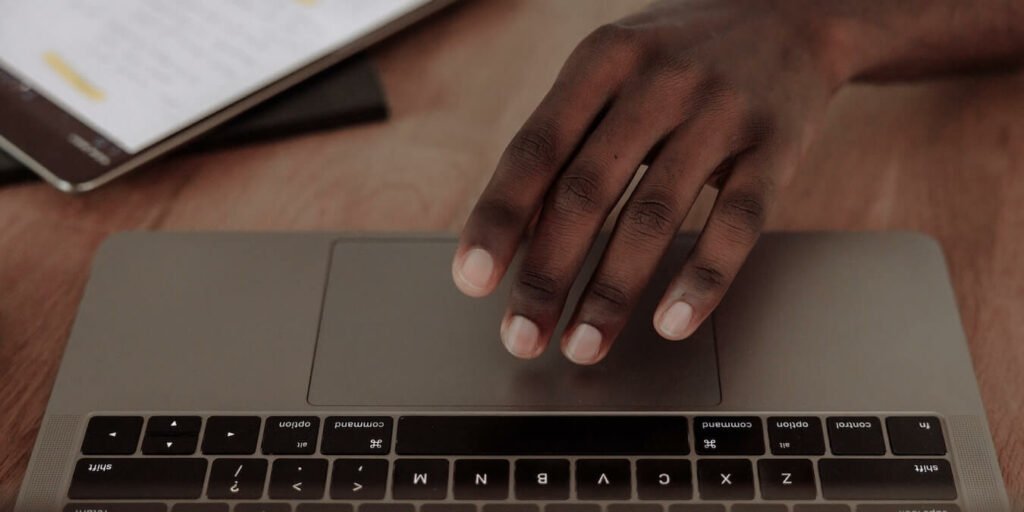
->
[0,0,451,192]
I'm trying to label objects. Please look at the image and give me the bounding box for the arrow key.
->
[269,458,327,499]
[202,417,260,455]
[82,416,143,455]
[142,435,197,455]
[330,459,388,500]
[148,416,202,436]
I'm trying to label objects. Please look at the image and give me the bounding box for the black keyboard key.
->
[392,459,449,500]
[694,416,764,455]
[696,459,754,500]
[171,505,228,512]
[454,459,510,500]
[202,417,260,455]
[608,506,660,512]
[826,417,885,455]
[397,416,688,455]
[818,458,956,500]
[206,458,268,499]
[322,416,392,455]
[359,506,414,512]
[793,507,851,512]
[576,459,630,500]
[235,505,291,512]
[732,506,787,512]
[515,459,570,500]
[147,416,201,436]
[636,459,692,500]
[82,416,143,455]
[767,417,825,455]
[68,458,207,499]
[330,459,388,500]
[668,507,726,512]
[268,458,328,499]
[297,506,354,512]
[546,507,600,512]
[65,504,166,512]
[757,459,816,500]
[856,505,960,512]
[482,506,539,512]
[421,506,476,512]
[886,416,947,455]
[141,435,197,455]
[263,416,320,455]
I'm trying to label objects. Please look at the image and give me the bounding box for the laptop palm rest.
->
[308,238,721,409]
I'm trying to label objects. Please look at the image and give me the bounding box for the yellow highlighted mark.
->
[43,51,105,102]
[295,0,318,5]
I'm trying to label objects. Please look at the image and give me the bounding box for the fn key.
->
[887,417,946,455]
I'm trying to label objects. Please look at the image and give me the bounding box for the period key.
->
[322,416,392,454]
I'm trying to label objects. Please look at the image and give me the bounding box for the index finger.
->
[452,28,636,297]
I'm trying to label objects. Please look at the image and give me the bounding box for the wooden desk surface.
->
[1,0,1022,507]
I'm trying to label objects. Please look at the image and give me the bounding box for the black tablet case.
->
[0,54,389,186]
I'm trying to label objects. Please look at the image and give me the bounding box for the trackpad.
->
[308,238,721,409]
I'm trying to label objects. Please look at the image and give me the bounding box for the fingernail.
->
[502,315,539,358]
[658,301,694,340]
[565,323,603,365]
[454,247,494,296]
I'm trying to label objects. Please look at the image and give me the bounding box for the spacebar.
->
[819,459,957,500]
[69,458,207,499]
[396,416,690,455]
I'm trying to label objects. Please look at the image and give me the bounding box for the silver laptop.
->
[15,232,1010,511]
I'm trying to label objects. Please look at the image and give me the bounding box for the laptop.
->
[14,232,1010,511]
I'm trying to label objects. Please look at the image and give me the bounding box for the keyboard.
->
[66,414,960,512]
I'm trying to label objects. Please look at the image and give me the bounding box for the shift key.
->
[69,458,207,499]
[819,459,956,500]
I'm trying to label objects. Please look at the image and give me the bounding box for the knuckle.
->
[587,276,633,311]
[584,22,644,56]
[551,163,607,217]
[515,267,563,304]
[688,260,729,294]
[505,123,560,175]
[622,194,679,241]
[718,182,771,238]
[472,197,524,233]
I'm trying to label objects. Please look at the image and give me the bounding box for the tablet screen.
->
[0,0,433,187]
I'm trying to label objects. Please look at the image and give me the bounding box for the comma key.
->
[330,459,388,500]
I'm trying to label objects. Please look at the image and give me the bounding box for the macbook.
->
[14,232,1010,511]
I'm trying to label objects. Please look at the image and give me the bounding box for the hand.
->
[452,0,853,364]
